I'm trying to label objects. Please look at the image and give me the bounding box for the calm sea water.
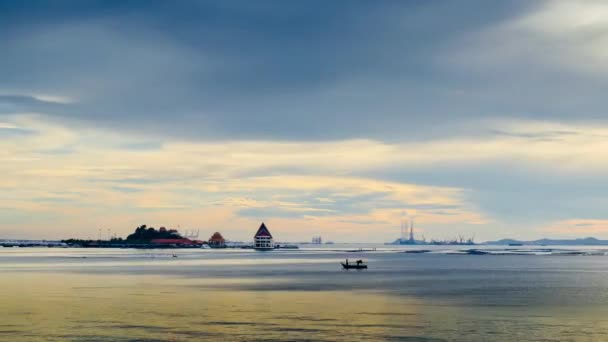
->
[1,246,608,341]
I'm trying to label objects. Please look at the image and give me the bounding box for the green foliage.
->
[62,225,184,246]
[125,225,182,242]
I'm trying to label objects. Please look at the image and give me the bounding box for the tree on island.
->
[125,225,182,242]
[62,225,184,246]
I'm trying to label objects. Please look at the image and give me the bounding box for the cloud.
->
[542,219,608,235]
[451,0,608,75]
[5,0,596,142]
[29,94,74,104]
[3,114,608,239]
[0,122,18,129]
[2,1,608,241]
[0,114,487,240]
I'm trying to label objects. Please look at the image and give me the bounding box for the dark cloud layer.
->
[4,0,598,141]
[3,1,608,240]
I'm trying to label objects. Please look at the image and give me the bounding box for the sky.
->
[2,0,608,242]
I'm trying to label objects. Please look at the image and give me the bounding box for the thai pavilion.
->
[208,232,226,248]
[254,222,274,250]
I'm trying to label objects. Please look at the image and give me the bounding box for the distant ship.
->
[386,218,419,245]
[386,218,475,245]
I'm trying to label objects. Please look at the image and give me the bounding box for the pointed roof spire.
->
[254,222,273,238]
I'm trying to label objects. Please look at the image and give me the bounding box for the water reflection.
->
[1,273,427,341]
[2,249,608,341]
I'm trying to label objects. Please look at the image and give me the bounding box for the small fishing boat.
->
[341,259,367,269]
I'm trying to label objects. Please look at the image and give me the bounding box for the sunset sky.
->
[2,0,608,242]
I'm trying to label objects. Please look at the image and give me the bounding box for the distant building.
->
[312,236,322,244]
[208,232,226,248]
[254,222,274,250]
[395,218,416,245]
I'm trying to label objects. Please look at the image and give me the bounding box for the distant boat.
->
[341,259,367,270]
[508,243,523,246]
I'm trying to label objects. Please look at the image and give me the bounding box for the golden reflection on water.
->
[3,267,608,341]
[0,272,429,342]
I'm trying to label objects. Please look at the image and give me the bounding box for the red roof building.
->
[208,232,226,248]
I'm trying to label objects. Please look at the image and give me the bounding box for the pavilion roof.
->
[254,222,273,238]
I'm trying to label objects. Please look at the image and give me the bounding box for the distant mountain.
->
[485,237,608,246]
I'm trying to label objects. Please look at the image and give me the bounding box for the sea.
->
[2,244,608,341]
